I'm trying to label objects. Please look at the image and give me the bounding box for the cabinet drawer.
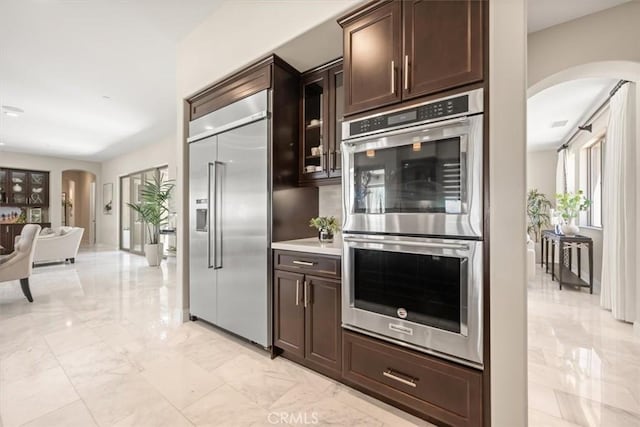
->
[274,250,340,279]
[343,331,482,427]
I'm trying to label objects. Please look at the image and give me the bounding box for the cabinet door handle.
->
[293,260,314,266]
[304,280,309,307]
[404,55,409,90]
[295,279,300,306]
[383,369,418,388]
[390,61,396,94]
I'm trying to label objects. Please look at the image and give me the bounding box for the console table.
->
[541,230,594,294]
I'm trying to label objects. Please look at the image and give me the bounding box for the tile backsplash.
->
[318,185,342,225]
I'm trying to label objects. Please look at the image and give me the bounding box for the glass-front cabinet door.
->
[120,176,131,251]
[9,171,27,205]
[0,169,7,204]
[28,172,47,206]
[301,71,328,181]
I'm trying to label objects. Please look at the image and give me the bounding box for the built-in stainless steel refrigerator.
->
[188,91,271,347]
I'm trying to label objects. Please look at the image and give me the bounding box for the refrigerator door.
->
[189,136,218,322]
[216,118,269,347]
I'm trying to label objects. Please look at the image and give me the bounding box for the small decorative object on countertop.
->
[309,216,340,243]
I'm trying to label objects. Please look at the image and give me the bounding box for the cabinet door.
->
[403,0,483,100]
[274,270,305,357]
[328,64,344,179]
[0,225,12,254]
[8,171,28,205]
[304,275,341,373]
[342,1,402,115]
[300,71,330,182]
[0,169,8,204]
[28,171,48,206]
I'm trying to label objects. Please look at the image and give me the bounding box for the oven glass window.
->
[353,248,462,333]
[353,137,462,214]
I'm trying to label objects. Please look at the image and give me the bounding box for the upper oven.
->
[342,88,483,238]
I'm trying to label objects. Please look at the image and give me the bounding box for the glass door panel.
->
[120,176,131,250]
[302,74,327,179]
[0,169,7,204]
[9,171,27,205]
[28,172,46,206]
[131,174,144,254]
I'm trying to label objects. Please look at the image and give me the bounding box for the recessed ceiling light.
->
[102,95,111,100]
[2,105,24,117]
[550,120,568,128]
[204,125,214,130]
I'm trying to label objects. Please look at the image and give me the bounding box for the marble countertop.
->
[272,237,342,257]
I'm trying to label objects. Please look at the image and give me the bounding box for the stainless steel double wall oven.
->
[341,88,484,367]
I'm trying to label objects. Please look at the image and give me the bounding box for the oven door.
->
[342,234,483,367]
[342,115,483,238]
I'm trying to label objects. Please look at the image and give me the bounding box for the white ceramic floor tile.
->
[0,366,79,427]
[44,325,102,356]
[21,400,98,427]
[0,338,59,383]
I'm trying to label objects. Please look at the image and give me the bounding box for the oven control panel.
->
[348,93,471,137]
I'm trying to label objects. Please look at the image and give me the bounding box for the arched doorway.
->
[61,170,97,245]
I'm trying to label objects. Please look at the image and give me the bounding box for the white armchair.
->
[0,224,41,302]
[33,227,84,264]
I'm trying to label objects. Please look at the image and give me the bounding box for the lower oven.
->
[342,233,483,368]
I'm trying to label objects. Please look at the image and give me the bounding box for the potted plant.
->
[526,189,552,242]
[555,191,591,236]
[309,216,340,243]
[127,176,175,266]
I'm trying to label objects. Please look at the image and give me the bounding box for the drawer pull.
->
[383,369,417,388]
[292,260,315,266]
[295,280,300,306]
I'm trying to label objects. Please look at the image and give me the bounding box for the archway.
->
[61,170,97,245]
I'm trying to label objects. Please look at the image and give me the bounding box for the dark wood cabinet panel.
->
[274,270,305,357]
[341,0,402,115]
[343,330,483,427]
[305,275,342,374]
[402,0,483,100]
[328,66,344,179]
[274,250,341,279]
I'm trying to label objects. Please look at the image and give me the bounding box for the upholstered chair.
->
[0,224,41,302]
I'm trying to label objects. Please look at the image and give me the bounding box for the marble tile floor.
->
[528,265,640,426]
[0,248,431,427]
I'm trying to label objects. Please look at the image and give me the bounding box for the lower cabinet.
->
[342,330,483,427]
[0,223,50,255]
[273,251,342,378]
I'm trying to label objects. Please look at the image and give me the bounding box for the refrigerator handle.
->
[207,162,215,268]
[212,161,223,269]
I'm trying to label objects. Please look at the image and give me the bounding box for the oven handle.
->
[343,236,469,251]
[343,116,469,145]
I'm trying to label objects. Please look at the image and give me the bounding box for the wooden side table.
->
[541,230,594,294]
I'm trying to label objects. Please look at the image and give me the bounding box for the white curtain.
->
[601,83,636,322]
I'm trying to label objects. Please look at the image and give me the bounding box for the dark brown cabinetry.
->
[343,330,483,427]
[0,168,49,207]
[273,250,342,378]
[0,223,51,255]
[299,60,344,186]
[339,0,484,116]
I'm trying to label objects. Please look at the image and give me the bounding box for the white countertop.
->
[272,237,342,257]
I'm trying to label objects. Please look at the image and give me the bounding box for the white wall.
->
[99,136,176,248]
[527,149,557,204]
[0,151,100,229]
[490,0,528,425]
[528,1,640,90]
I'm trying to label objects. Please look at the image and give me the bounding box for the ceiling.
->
[0,0,223,161]
[0,0,632,161]
[527,0,632,33]
[527,77,618,151]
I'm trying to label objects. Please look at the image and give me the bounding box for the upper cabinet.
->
[299,60,343,186]
[0,168,49,207]
[341,1,402,116]
[340,0,484,116]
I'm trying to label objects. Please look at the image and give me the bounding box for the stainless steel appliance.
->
[342,233,483,367]
[342,88,483,238]
[188,91,270,347]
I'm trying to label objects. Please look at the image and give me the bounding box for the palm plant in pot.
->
[556,191,591,236]
[309,216,340,243]
[527,189,552,242]
[127,176,175,266]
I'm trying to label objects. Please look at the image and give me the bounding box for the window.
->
[586,138,603,227]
